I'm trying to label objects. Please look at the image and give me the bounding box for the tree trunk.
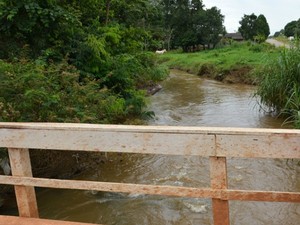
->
[166,28,173,51]
[105,0,111,26]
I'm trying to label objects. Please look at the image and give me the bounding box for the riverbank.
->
[158,42,282,85]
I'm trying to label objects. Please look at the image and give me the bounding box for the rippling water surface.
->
[5,70,300,225]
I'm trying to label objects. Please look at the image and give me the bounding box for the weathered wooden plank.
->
[0,129,215,156]
[0,216,100,225]
[0,175,215,199]
[1,176,299,202]
[8,148,39,218]
[1,129,215,156]
[210,157,228,189]
[1,122,300,135]
[224,190,300,202]
[0,123,299,158]
[216,134,300,158]
[210,157,230,225]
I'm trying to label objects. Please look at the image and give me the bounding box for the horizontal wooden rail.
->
[0,215,102,225]
[0,122,300,225]
[1,175,300,203]
[0,123,299,158]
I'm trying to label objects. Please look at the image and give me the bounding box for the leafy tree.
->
[273,30,284,37]
[159,0,176,49]
[199,7,225,49]
[160,0,224,51]
[239,13,270,41]
[254,14,270,40]
[0,0,81,58]
[284,21,297,37]
[66,0,99,25]
[284,19,300,37]
[170,0,193,51]
[238,13,257,40]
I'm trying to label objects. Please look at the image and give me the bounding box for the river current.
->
[3,70,300,224]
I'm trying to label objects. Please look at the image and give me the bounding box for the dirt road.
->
[266,38,289,48]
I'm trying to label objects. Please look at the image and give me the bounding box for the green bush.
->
[249,43,275,52]
[249,44,264,52]
[0,60,138,124]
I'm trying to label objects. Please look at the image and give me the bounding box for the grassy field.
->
[158,42,282,84]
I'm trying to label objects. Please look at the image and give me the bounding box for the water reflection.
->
[148,70,287,128]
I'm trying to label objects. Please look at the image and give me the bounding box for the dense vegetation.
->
[0,0,227,124]
[256,42,300,128]
[0,0,168,124]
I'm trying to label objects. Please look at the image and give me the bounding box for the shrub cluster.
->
[0,1,168,124]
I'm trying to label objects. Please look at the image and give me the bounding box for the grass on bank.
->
[255,42,300,128]
[158,42,282,84]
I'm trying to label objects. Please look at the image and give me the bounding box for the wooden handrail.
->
[0,122,299,158]
[1,176,299,202]
[0,215,103,225]
[0,122,300,225]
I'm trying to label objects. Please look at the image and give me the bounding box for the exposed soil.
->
[221,66,255,85]
[178,64,256,85]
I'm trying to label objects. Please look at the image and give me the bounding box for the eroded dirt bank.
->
[173,64,256,85]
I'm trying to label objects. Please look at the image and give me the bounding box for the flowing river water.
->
[3,70,300,224]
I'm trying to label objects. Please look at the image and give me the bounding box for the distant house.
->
[224,32,244,42]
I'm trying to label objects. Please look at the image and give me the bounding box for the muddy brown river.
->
[3,70,300,224]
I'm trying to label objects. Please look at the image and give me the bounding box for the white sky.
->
[203,0,300,34]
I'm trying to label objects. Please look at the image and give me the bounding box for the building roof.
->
[224,32,244,40]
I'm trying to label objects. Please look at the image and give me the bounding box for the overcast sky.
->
[204,0,300,35]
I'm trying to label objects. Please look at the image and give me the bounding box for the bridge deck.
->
[0,216,100,225]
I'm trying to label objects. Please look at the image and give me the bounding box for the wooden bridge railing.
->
[0,122,300,225]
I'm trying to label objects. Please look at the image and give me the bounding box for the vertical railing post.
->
[210,156,230,225]
[8,148,39,218]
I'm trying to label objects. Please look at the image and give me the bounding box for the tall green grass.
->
[158,42,281,79]
[255,41,300,128]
